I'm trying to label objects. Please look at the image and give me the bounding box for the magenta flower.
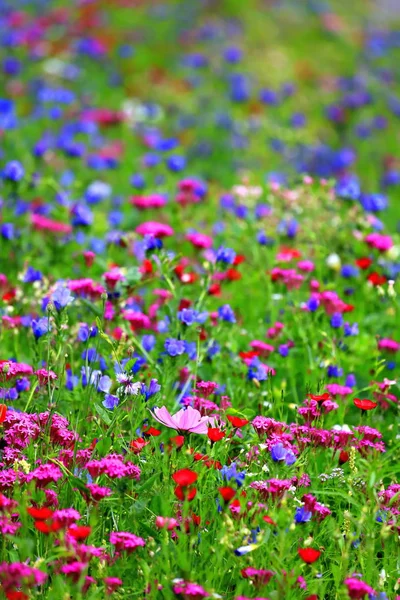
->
[151,405,213,434]
[344,577,375,599]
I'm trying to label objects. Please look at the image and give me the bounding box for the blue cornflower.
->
[71,204,93,227]
[218,304,236,323]
[294,506,312,523]
[2,160,24,182]
[344,322,359,337]
[341,264,359,278]
[130,173,145,189]
[247,358,268,382]
[216,246,236,264]
[15,378,30,393]
[51,286,74,311]
[221,462,246,487]
[307,297,319,312]
[330,313,343,328]
[166,155,186,172]
[184,341,197,360]
[32,317,51,339]
[1,223,15,240]
[98,376,112,393]
[345,373,357,387]
[270,443,287,461]
[85,181,111,204]
[23,266,42,283]
[327,365,343,378]
[178,308,208,326]
[141,378,161,400]
[223,46,242,64]
[103,394,119,410]
[164,338,185,357]
[278,344,289,357]
[142,335,156,352]
[143,234,163,252]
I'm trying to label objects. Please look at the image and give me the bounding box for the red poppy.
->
[355,257,372,270]
[218,487,236,503]
[298,548,321,564]
[238,350,260,361]
[307,393,330,403]
[67,525,92,540]
[227,415,249,428]
[367,272,386,286]
[27,507,53,520]
[207,428,226,442]
[263,515,277,526]
[339,450,349,465]
[169,435,185,449]
[172,469,198,486]
[139,259,153,275]
[174,485,197,501]
[353,398,377,410]
[0,404,7,424]
[142,426,161,437]
[130,437,149,453]
[35,520,63,534]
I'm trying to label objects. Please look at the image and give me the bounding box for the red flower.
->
[298,548,321,564]
[130,437,149,454]
[353,398,377,411]
[208,283,221,296]
[67,525,92,540]
[35,520,63,534]
[307,393,330,403]
[367,272,386,286]
[207,428,225,442]
[6,592,29,600]
[263,515,277,526]
[226,268,242,281]
[233,254,246,265]
[169,435,185,449]
[339,450,349,464]
[0,404,7,424]
[218,487,236,503]
[356,257,372,270]
[27,507,54,520]
[227,415,249,428]
[306,596,319,600]
[172,469,198,486]
[142,426,161,437]
[174,485,197,501]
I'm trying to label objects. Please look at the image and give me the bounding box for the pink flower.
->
[35,369,57,385]
[185,232,213,249]
[31,213,72,235]
[155,516,178,530]
[151,405,213,434]
[365,232,393,252]
[344,577,375,599]
[110,531,146,553]
[105,577,123,595]
[172,580,209,599]
[131,194,167,209]
[135,221,174,237]
[378,338,400,353]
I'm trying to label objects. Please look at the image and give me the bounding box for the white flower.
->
[326,253,341,270]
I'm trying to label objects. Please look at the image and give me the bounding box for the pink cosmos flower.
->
[344,577,375,599]
[135,221,174,237]
[152,405,213,434]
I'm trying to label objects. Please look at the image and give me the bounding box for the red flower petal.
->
[298,547,321,563]
[353,398,377,410]
[172,468,198,486]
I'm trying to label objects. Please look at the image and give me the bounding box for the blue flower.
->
[32,317,51,339]
[327,365,343,378]
[166,155,186,172]
[216,246,236,264]
[294,506,312,523]
[221,462,246,487]
[164,338,185,357]
[2,160,24,182]
[330,313,343,328]
[1,223,15,240]
[142,335,156,352]
[103,394,119,410]
[341,264,359,278]
[307,297,319,312]
[141,378,161,400]
[271,443,287,462]
[51,286,74,311]
[344,322,359,337]
[23,266,42,283]
[85,181,111,204]
[218,304,236,323]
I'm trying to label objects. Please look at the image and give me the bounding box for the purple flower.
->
[103,394,119,410]
[330,313,343,328]
[32,317,51,339]
[218,304,236,323]
[164,338,185,357]
[51,286,74,311]
[2,160,24,182]
[216,246,236,264]
[294,506,312,523]
[270,443,287,462]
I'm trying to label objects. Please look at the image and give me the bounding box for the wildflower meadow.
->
[1,0,400,598]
